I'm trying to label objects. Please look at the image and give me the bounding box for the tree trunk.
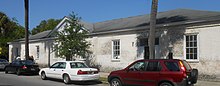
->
[24,0,29,60]
[66,57,71,61]
[148,0,158,59]
[65,54,71,61]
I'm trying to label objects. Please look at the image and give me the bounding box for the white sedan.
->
[39,61,100,84]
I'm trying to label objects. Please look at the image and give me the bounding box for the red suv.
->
[108,59,198,86]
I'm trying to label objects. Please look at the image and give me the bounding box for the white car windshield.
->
[70,62,88,68]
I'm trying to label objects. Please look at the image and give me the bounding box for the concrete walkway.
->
[99,72,109,78]
[195,80,220,86]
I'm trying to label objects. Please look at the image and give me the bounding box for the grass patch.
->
[99,77,108,84]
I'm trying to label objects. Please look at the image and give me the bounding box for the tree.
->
[31,19,61,35]
[0,12,25,58]
[148,0,158,59]
[54,13,91,61]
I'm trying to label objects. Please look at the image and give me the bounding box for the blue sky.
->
[0,0,220,30]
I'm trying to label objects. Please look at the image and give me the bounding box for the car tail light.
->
[179,61,186,71]
[22,65,27,69]
[179,61,187,77]
[77,70,88,75]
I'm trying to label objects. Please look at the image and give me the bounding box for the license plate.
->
[89,71,94,74]
[31,68,35,71]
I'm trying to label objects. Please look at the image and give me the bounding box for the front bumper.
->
[0,65,6,70]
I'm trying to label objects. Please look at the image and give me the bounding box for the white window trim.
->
[53,42,59,59]
[111,39,121,62]
[36,46,40,59]
[183,34,199,62]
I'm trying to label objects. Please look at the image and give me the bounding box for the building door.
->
[144,46,149,59]
[139,37,159,59]
[144,46,160,59]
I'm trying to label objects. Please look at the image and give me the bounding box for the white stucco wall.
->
[91,33,138,71]
[8,40,63,67]
[188,24,220,75]
[29,42,47,65]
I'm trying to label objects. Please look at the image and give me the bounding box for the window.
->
[165,61,180,71]
[146,61,161,71]
[50,62,66,69]
[112,40,120,60]
[182,60,192,71]
[59,62,66,69]
[50,62,60,68]
[15,48,19,57]
[129,61,146,71]
[36,46,39,59]
[21,60,35,65]
[70,62,88,68]
[138,38,159,46]
[185,35,198,60]
[52,43,59,58]
[139,38,148,46]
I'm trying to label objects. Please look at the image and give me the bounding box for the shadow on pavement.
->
[3,72,39,76]
[44,78,103,85]
[71,80,103,85]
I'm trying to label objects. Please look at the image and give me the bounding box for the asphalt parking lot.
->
[1,71,220,86]
[0,71,108,86]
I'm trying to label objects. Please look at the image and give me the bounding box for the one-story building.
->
[8,9,220,76]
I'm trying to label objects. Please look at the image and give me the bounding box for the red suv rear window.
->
[182,60,192,71]
[164,61,180,71]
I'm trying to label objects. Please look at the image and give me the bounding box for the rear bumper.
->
[20,68,40,74]
[70,74,100,81]
[175,78,194,86]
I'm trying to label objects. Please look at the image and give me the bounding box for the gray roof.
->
[15,30,52,42]
[93,9,220,33]
[11,9,220,42]
[29,30,52,40]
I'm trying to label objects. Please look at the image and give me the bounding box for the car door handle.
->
[62,70,64,71]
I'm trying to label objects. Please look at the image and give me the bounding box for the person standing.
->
[29,55,34,62]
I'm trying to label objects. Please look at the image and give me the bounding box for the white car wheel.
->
[41,72,47,80]
[63,74,71,84]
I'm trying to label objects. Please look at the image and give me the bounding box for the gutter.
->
[7,37,56,44]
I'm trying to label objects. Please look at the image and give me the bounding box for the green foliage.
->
[32,19,61,35]
[0,12,25,57]
[54,12,91,61]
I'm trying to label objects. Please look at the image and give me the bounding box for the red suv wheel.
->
[159,82,173,86]
[110,78,122,86]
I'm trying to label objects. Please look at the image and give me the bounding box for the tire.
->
[159,82,173,86]
[41,71,47,80]
[5,68,8,74]
[16,69,21,75]
[190,69,198,84]
[63,74,71,84]
[110,78,122,86]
